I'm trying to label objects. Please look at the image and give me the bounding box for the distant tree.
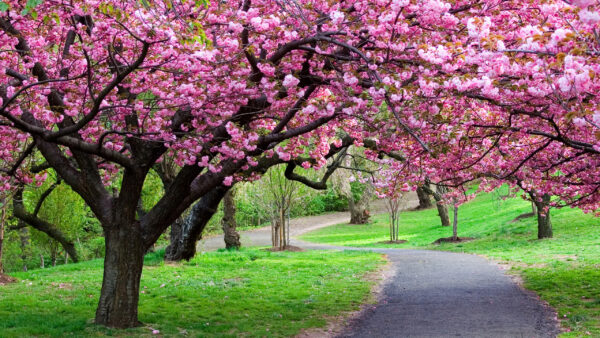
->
[221,189,241,250]
[415,184,433,210]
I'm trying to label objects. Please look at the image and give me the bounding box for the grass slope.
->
[299,189,600,336]
[0,249,383,337]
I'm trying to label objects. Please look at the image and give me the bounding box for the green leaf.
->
[0,2,9,12]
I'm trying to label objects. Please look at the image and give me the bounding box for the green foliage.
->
[1,249,382,337]
[301,189,600,336]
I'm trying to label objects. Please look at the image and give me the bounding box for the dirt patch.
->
[377,240,408,244]
[0,274,16,285]
[264,245,305,252]
[296,254,394,338]
[432,237,476,244]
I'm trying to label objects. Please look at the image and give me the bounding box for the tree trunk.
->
[416,185,433,209]
[0,214,4,274]
[534,194,553,239]
[452,204,459,241]
[222,190,241,250]
[164,186,229,261]
[435,185,451,227]
[164,216,184,260]
[349,184,373,224]
[20,225,29,271]
[95,225,145,328]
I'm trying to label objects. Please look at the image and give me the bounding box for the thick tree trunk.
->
[95,225,145,328]
[349,184,373,224]
[222,190,241,250]
[164,186,229,261]
[416,185,433,209]
[164,216,184,260]
[534,194,553,239]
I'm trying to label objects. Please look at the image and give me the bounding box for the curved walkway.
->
[298,240,559,338]
[199,193,559,337]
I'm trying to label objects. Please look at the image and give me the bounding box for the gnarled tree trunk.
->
[164,186,230,261]
[349,183,374,224]
[533,194,552,239]
[95,224,145,328]
[416,185,433,209]
[222,189,241,249]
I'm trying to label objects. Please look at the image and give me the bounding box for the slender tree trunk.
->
[416,185,433,209]
[452,204,459,241]
[0,215,4,274]
[95,224,145,328]
[40,254,44,269]
[20,225,29,271]
[51,247,57,267]
[222,190,241,249]
[279,209,285,249]
[534,194,553,239]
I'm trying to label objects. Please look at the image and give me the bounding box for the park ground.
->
[0,188,598,336]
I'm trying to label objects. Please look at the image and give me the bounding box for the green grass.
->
[300,189,600,336]
[0,248,383,337]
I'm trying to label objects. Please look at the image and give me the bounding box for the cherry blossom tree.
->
[2,0,600,330]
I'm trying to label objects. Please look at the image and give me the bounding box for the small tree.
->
[386,193,406,243]
[254,165,307,250]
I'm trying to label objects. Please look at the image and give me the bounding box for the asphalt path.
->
[199,194,559,338]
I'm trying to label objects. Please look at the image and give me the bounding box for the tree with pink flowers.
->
[1,0,600,329]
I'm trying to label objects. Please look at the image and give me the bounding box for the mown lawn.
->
[300,189,600,336]
[0,249,383,337]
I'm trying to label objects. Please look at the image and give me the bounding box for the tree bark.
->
[434,185,451,227]
[452,204,459,241]
[164,216,184,260]
[0,212,4,274]
[421,184,451,227]
[416,185,433,209]
[534,194,553,239]
[222,190,241,250]
[164,186,230,261]
[19,225,29,271]
[349,183,373,224]
[95,225,145,328]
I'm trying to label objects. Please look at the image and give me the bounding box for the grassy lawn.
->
[0,249,383,337]
[299,189,600,336]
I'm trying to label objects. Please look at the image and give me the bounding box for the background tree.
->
[221,188,241,250]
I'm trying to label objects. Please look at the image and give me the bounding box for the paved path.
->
[298,241,559,338]
[200,194,559,337]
